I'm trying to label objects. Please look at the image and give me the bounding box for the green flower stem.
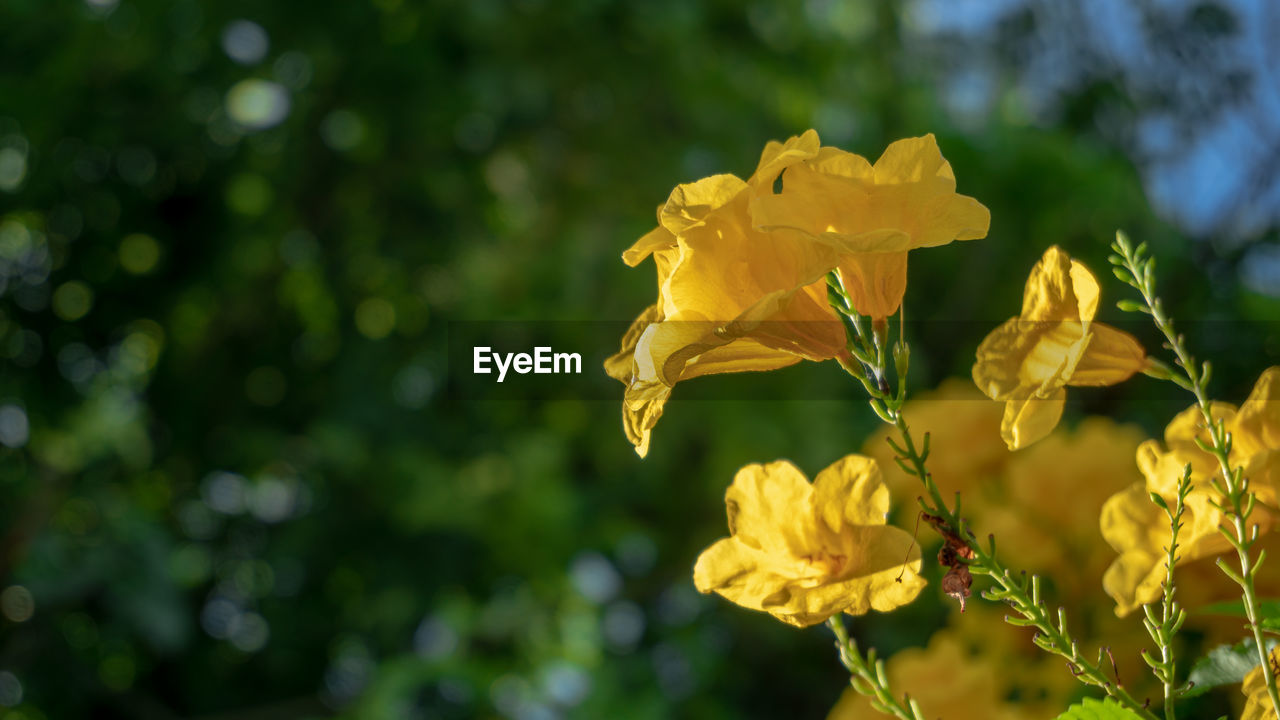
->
[886,403,1156,720]
[826,615,925,720]
[1111,233,1280,720]
[825,271,1160,720]
[1141,465,1193,720]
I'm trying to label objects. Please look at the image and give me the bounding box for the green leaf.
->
[1184,638,1273,698]
[1052,697,1144,720]
[1198,598,1280,631]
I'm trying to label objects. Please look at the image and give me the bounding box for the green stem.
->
[885,408,1158,720]
[825,616,925,720]
[827,269,1159,719]
[1142,466,1191,720]
[1113,237,1280,720]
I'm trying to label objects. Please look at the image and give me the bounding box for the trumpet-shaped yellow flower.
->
[826,631,1036,720]
[611,131,991,456]
[1102,367,1280,616]
[693,455,925,627]
[972,246,1146,450]
[752,134,990,320]
[607,130,848,457]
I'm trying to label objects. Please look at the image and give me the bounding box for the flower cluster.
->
[1102,367,1280,616]
[611,130,1280,719]
[608,130,989,457]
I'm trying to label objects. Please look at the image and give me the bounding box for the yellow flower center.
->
[803,550,849,579]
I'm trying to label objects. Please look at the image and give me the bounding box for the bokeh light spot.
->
[221,20,269,65]
[226,80,290,131]
[99,654,136,691]
[118,232,160,274]
[569,552,621,604]
[0,672,21,707]
[0,586,34,623]
[354,298,396,339]
[0,405,29,448]
[52,281,94,321]
[321,110,367,152]
[0,147,26,192]
[201,471,247,515]
[226,173,274,215]
[245,366,287,406]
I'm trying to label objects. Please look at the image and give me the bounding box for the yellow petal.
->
[680,337,804,380]
[621,380,670,458]
[634,319,718,387]
[622,223,676,267]
[1234,367,1280,457]
[749,135,987,256]
[1068,260,1100,323]
[836,252,908,320]
[843,525,926,614]
[915,192,991,247]
[659,174,749,235]
[724,461,813,556]
[1000,388,1065,451]
[972,318,1084,400]
[604,304,661,383]
[811,454,890,532]
[743,279,846,360]
[1069,323,1146,386]
[1099,482,1167,615]
[1242,648,1280,720]
[972,318,1027,400]
[872,134,947,185]
[692,538,792,612]
[750,129,821,189]
[1162,401,1238,470]
[1020,246,1084,323]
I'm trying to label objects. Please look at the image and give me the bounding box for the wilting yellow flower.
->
[826,631,1035,720]
[864,378,1008,505]
[1102,367,1280,616]
[752,134,990,320]
[972,246,1146,450]
[607,130,848,457]
[693,455,924,627]
[1242,647,1280,720]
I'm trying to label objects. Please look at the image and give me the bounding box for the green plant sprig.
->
[825,271,1159,720]
[826,615,926,720]
[1110,230,1280,720]
[1141,464,1195,719]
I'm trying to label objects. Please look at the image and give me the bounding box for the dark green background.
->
[1,1,1277,718]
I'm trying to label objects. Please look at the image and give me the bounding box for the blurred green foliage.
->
[0,1,1277,719]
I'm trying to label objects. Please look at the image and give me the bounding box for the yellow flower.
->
[1242,647,1280,720]
[972,246,1146,450]
[864,378,1008,504]
[752,134,990,320]
[607,130,848,457]
[1101,367,1280,616]
[693,455,925,627]
[826,631,1035,720]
